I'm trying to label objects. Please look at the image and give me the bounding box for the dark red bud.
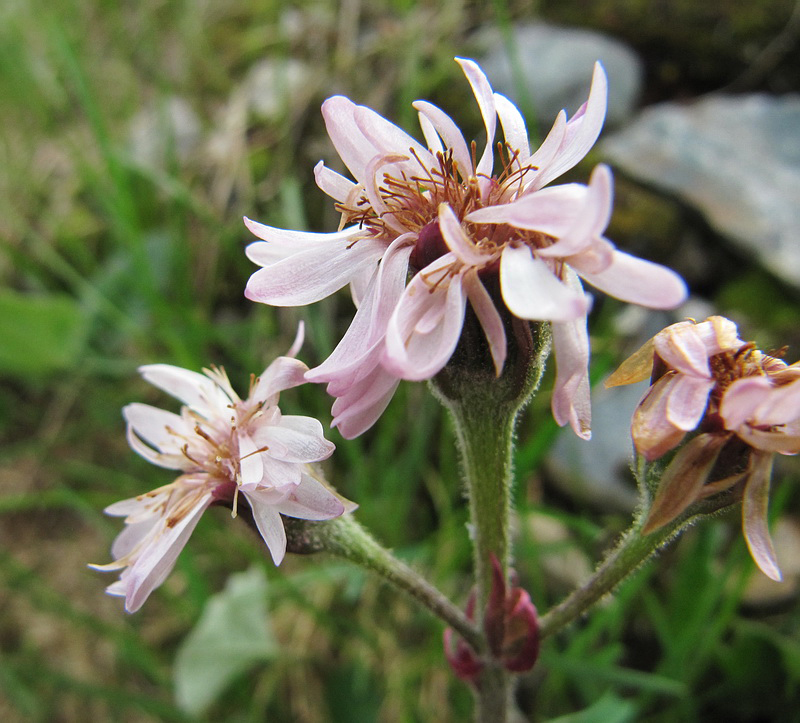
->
[409,220,449,271]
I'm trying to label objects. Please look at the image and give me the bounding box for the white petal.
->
[533,62,608,189]
[330,365,401,439]
[551,304,592,439]
[274,473,345,520]
[313,160,357,202]
[138,365,230,417]
[245,235,385,306]
[412,100,473,179]
[261,416,335,462]
[383,262,467,380]
[245,497,287,565]
[577,250,688,310]
[456,57,497,179]
[124,491,213,612]
[499,244,590,322]
[238,432,264,487]
[244,217,361,257]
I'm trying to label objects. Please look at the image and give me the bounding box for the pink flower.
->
[609,316,800,580]
[245,58,687,439]
[91,330,345,612]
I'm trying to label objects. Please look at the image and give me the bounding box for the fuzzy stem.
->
[538,492,739,639]
[283,515,484,653]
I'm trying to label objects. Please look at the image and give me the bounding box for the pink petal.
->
[353,105,435,174]
[383,260,467,380]
[532,62,608,190]
[124,491,214,612]
[577,249,688,310]
[466,182,586,235]
[273,473,345,520]
[413,100,473,178]
[720,376,773,430]
[251,356,309,400]
[753,376,800,426]
[238,432,264,487]
[244,217,361,258]
[307,237,413,385]
[313,161,357,202]
[525,111,567,184]
[654,324,712,378]
[456,57,497,179]
[245,497,287,565]
[438,203,489,266]
[499,244,590,322]
[742,452,782,581]
[245,235,385,306]
[320,96,380,182]
[665,375,715,431]
[631,375,690,461]
[330,364,401,439]
[551,280,592,439]
[493,93,531,164]
[463,270,507,376]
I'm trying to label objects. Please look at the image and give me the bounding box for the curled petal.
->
[551,312,592,440]
[456,57,497,180]
[720,376,773,430]
[313,161,356,202]
[251,356,309,401]
[665,374,716,431]
[330,364,401,439]
[494,93,531,165]
[742,452,782,581]
[654,323,713,378]
[384,258,467,380]
[273,473,346,521]
[438,203,489,267]
[632,375,691,460]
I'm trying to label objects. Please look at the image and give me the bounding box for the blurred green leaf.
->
[547,691,638,723]
[0,289,86,376]
[174,567,278,716]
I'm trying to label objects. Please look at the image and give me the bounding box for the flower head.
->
[91,329,345,612]
[245,58,687,438]
[608,316,800,580]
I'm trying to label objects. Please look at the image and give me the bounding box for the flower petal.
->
[245,496,288,565]
[577,249,688,310]
[260,415,335,463]
[742,452,782,581]
[383,260,467,380]
[551,305,592,439]
[330,364,401,439]
[642,433,726,534]
[413,100,473,178]
[499,244,590,322]
[273,472,345,520]
[245,234,385,306]
[456,57,497,180]
[313,160,357,202]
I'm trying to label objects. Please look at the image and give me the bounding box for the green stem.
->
[283,515,484,653]
[538,490,739,639]
[538,519,680,639]
[449,400,516,613]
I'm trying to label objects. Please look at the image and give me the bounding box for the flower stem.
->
[537,519,678,639]
[538,490,739,639]
[283,515,484,653]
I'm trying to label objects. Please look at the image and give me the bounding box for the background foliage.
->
[1,0,800,720]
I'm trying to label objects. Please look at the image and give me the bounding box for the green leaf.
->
[0,289,86,376]
[173,567,278,716]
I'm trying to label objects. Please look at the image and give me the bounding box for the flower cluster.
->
[608,316,800,580]
[245,58,687,439]
[91,332,345,612]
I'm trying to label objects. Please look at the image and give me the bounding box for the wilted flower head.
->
[91,329,345,612]
[608,315,800,580]
[245,58,686,438]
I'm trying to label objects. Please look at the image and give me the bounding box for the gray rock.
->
[476,23,643,129]
[602,94,800,288]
